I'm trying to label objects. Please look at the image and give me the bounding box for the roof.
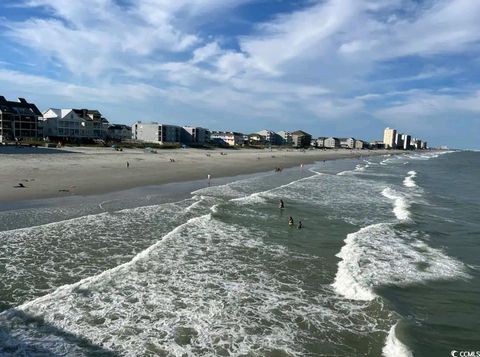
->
[0,96,42,116]
[291,130,311,136]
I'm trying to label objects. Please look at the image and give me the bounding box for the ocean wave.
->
[382,187,411,221]
[332,223,470,302]
[382,323,413,357]
[403,171,417,188]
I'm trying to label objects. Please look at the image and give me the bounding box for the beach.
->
[0,146,399,202]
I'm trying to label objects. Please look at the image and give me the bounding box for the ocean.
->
[0,151,478,356]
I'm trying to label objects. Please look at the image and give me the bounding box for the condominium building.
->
[313,137,327,148]
[354,140,369,149]
[0,96,42,143]
[42,108,108,141]
[401,134,412,150]
[277,131,293,145]
[181,126,209,145]
[132,122,181,144]
[339,137,355,149]
[383,128,397,149]
[291,130,312,148]
[324,137,340,148]
[257,130,282,145]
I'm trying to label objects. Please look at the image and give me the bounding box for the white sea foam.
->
[382,323,413,357]
[332,223,470,303]
[382,187,411,221]
[1,214,390,356]
[403,170,417,188]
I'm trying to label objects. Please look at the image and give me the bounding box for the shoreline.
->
[0,147,404,203]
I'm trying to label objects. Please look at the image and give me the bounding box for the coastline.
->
[0,147,403,203]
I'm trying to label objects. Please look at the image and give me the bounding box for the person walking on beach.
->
[288,216,294,226]
[126,161,130,168]
[279,199,284,209]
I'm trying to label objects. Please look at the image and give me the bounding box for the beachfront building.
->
[181,126,209,145]
[383,128,397,149]
[0,96,43,143]
[107,124,132,141]
[313,137,327,148]
[324,137,340,149]
[132,122,181,144]
[354,140,369,149]
[370,141,385,149]
[292,130,312,148]
[401,134,412,150]
[395,132,404,149]
[42,108,108,141]
[248,133,266,145]
[421,141,427,149]
[339,137,355,149]
[210,131,244,147]
[257,130,282,145]
[277,131,293,146]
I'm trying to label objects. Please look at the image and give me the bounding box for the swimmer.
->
[279,199,285,209]
[288,216,294,226]
[298,221,303,229]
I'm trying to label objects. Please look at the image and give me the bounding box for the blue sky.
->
[0,0,479,148]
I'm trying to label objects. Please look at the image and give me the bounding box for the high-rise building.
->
[401,134,411,150]
[383,128,396,148]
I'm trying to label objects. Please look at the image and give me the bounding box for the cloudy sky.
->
[1,0,479,148]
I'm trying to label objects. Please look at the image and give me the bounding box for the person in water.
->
[279,199,285,209]
[297,221,303,229]
[288,216,294,226]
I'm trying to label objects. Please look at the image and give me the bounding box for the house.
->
[132,122,181,144]
[0,96,42,143]
[248,133,266,145]
[339,137,355,149]
[210,131,245,147]
[107,124,132,141]
[324,137,340,148]
[291,130,312,148]
[277,131,293,145]
[42,108,108,141]
[181,126,209,145]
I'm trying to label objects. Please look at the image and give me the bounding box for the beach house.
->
[107,124,132,141]
[210,131,244,147]
[0,96,43,143]
[354,140,369,149]
[42,108,109,142]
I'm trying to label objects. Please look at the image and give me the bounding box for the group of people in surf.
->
[279,199,303,229]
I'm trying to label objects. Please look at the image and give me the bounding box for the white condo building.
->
[132,122,181,144]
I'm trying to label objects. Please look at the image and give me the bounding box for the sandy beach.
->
[0,147,401,203]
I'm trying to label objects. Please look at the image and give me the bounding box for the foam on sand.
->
[382,323,413,357]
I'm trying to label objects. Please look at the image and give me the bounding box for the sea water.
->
[0,151,478,356]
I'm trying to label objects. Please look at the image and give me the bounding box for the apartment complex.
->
[0,96,42,143]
